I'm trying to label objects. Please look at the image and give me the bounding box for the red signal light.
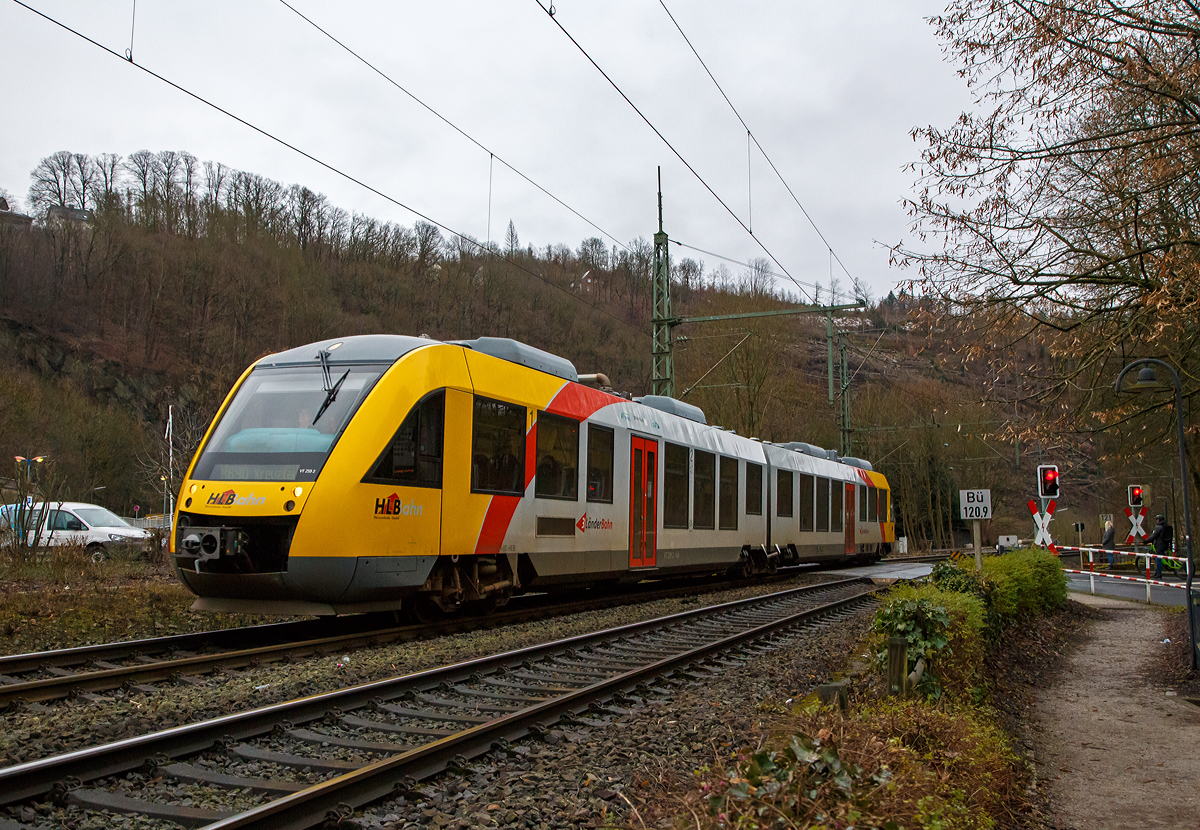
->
[1037,464,1060,498]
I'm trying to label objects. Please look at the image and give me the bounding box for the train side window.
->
[868,486,878,522]
[586,424,614,504]
[535,411,579,500]
[859,484,867,522]
[816,477,830,532]
[831,481,843,533]
[664,442,690,528]
[881,489,890,522]
[798,473,814,531]
[777,470,793,518]
[745,462,763,516]
[693,450,716,530]
[364,390,445,488]
[719,457,738,531]
[471,396,526,495]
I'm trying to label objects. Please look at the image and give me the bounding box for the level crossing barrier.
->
[1057,544,1191,603]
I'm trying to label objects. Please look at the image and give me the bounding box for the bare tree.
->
[901,0,1200,515]
[95,153,123,212]
[28,151,75,214]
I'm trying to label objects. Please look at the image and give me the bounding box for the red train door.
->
[629,436,657,568]
[844,482,856,554]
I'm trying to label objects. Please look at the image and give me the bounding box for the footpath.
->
[1034,593,1200,828]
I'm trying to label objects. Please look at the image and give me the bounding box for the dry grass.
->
[671,696,1021,830]
[0,540,289,654]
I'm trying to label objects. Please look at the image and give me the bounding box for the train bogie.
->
[172,335,894,615]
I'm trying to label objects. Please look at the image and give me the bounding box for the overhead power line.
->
[656,0,860,291]
[671,238,854,303]
[532,0,813,303]
[10,0,649,341]
[275,0,629,254]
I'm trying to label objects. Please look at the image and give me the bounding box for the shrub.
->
[982,547,1067,618]
[872,582,986,697]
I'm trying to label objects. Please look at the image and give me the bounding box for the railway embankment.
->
[6,553,1196,828]
[635,549,1122,830]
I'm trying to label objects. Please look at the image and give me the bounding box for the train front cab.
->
[174,337,636,615]
[173,336,455,614]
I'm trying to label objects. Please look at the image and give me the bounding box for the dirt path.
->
[1034,593,1200,828]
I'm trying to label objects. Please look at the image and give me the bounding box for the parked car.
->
[0,501,151,559]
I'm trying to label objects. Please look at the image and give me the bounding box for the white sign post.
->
[960,489,992,572]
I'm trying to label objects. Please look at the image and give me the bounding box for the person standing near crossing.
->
[1101,519,1116,568]
[1145,515,1171,579]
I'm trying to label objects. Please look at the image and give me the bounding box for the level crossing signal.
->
[1128,485,1144,507]
[1037,464,1060,499]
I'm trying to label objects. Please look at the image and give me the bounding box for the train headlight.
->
[293,486,303,497]
[189,484,198,495]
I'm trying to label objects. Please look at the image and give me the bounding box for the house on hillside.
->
[46,205,93,225]
[0,197,33,230]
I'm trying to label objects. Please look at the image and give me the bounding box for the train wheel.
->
[405,596,443,625]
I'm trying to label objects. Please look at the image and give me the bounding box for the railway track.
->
[0,570,813,708]
[0,578,878,829]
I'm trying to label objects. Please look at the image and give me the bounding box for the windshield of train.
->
[191,365,384,482]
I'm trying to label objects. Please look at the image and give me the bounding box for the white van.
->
[0,501,151,558]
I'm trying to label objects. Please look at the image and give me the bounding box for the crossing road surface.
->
[1066,572,1191,607]
[839,562,934,581]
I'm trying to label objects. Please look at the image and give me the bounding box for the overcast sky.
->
[1,0,971,302]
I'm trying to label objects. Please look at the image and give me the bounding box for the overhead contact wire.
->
[656,0,859,289]
[277,0,628,253]
[10,0,649,340]
[670,238,830,300]
[531,0,809,300]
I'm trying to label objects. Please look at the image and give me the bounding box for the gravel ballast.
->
[1,574,869,829]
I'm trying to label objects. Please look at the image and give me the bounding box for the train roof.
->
[256,335,433,367]
[452,337,578,382]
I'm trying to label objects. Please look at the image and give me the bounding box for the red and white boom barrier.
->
[1056,545,1191,602]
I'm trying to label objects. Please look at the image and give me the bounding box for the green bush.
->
[981,547,1068,618]
[872,582,986,697]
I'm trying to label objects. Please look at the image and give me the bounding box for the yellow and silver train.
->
[172,335,894,615]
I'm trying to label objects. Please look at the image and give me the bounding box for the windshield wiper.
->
[313,349,349,425]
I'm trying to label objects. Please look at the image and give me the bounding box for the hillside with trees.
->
[0,138,1192,550]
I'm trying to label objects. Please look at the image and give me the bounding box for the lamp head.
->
[1133,365,1164,391]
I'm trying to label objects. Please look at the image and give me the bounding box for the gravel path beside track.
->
[1033,593,1200,829]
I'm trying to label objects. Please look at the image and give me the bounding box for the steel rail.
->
[0,572,805,706]
[207,589,879,829]
[0,578,870,806]
[0,618,347,674]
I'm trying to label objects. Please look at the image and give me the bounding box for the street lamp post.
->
[1116,359,1198,669]
[13,455,46,483]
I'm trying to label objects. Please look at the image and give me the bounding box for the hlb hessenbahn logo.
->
[374,493,425,518]
[206,489,265,508]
